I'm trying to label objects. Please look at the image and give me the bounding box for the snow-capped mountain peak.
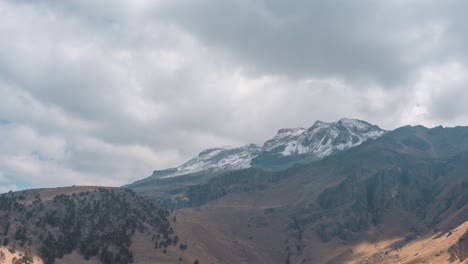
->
[252,118,386,168]
[142,118,386,180]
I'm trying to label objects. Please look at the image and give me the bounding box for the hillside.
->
[0,187,212,264]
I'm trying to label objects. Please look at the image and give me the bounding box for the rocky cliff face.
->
[313,163,443,241]
[181,168,275,207]
[295,125,468,242]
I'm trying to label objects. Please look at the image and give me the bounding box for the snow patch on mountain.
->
[159,144,260,179]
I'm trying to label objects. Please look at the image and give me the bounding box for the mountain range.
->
[1,119,468,264]
[160,123,468,263]
[128,118,386,196]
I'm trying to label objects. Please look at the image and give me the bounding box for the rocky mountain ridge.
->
[130,118,386,188]
[163,124,468,264]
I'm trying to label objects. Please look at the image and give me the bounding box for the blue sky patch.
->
[0,119,11,125]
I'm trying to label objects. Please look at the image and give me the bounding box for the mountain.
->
[154,125,468,263]
[127,118,386,195]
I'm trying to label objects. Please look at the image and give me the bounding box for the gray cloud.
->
[155,1,413,84]
[1,0,468,191]
[155,0,468,85]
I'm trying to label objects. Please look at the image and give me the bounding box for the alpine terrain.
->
[127,118,386,199]
[161,124,468,264]
[2,120,468,264]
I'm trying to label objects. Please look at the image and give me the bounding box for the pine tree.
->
[3,222,10,236]
[2,238,9,247]
[23,248,35,264]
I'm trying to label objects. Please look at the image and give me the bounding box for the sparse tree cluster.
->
[11,248,34,264]
[0,188,180,264]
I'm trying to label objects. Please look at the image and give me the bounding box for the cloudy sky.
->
[2,0,468,192]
